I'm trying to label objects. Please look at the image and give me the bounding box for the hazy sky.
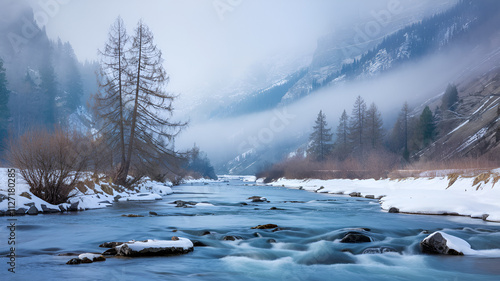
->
[26,0,453,99]
[22,0,459,161]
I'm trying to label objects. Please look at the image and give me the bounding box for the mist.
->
[177,41,490,164]
[23,0,455,105]
[14,0,465,165]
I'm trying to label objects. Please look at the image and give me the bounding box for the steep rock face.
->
[415,65,500,161]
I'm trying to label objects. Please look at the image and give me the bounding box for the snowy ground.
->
[263,169,500,222]
[0,168,174,214]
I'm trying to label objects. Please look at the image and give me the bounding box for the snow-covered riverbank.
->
[0,168,174,215]
[263,170,500,222]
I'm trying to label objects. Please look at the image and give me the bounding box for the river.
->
[3,177,500,280]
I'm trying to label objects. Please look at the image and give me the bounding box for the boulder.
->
[349,192,361,197]
[15,208,27,215]
[248,196,267,202]
[251,224,278,229]
[149,211,158,216]
[365,195,375,199]
[340,232,372,243]
[115,238,194,257]
[420,232,467,255]
[27,206,39,215]
[222,235,243,241]
[388,207,400,213]
[41,204,60,213]
[192,240,208,247]
[66,258,82,265]
[68,202,80,212]
[267,239,277,243]
[102,248,117,255]
[80,257,93,264]
[172,200,197,208]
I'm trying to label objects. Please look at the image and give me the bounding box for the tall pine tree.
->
[333,110,350,160]
[308,110,333,161]
[349,96,367,156]
[418,106,436,147]
[365,102,384,149]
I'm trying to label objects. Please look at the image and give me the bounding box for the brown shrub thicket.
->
[257,150,400,182]
[8,128,90,204]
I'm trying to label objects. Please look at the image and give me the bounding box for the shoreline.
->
[262,170,500,223]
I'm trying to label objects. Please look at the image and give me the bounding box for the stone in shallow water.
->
[420,232,465,255]
[115,238,194,257]
[388,207,400,213]
[340,232,372,243]
[222,235,243,241]
[251,224,278,229]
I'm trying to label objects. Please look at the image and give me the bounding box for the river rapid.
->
[3,178,500,280]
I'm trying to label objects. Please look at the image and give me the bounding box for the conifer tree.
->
[333,109,350,160]
[365,102,384,149]
[418,106,435,147]
[349,96,367,155]
[308,110,333,161]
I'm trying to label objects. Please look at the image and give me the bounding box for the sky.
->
[22,0,460,162]
[26,0,453,101]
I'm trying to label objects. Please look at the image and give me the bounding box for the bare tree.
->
[94,18,186,186]
[93,17,129,181]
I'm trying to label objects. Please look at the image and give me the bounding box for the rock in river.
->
[340,232,372,243]
[115,238,194,257]
[252,224,278,229]
[420,231,470,255]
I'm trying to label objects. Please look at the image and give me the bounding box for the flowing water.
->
[3,178,500,280]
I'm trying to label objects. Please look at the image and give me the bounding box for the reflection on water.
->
[3,179,500,280]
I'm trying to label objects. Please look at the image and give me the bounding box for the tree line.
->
[308,88,457,164]
[257,84,460,181]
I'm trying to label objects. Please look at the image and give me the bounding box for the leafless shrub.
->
[8,128,90,204]
[257,150,400,181]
